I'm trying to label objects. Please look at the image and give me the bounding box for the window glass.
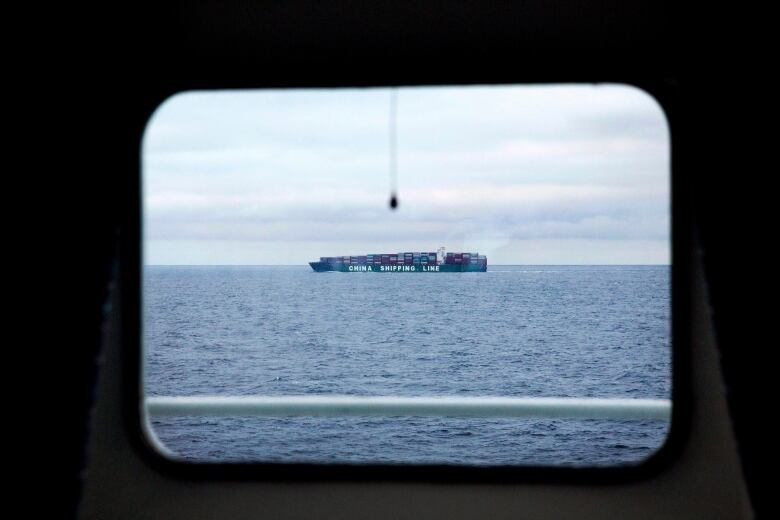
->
[142,85,671,466]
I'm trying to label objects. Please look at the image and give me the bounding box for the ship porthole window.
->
[140,84,672,472]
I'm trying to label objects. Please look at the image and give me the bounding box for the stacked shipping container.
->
[444,252,486,267]
[320,251,484,267]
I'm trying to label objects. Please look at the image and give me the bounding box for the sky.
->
[142,84,669,265]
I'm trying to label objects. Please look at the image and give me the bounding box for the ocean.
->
[144,265,671,466]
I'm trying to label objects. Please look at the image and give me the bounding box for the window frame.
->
[124,79,689,484]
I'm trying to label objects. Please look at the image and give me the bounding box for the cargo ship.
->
[309,247,487,272]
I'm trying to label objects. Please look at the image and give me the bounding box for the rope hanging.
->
[389,89,398,209]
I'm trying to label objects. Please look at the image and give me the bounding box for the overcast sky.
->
[142,84,669,265]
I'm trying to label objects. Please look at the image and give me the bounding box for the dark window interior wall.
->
[45,1,765,517]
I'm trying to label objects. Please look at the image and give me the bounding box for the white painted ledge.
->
[145,396,671,420]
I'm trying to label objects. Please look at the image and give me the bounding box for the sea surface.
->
[144,265,671,466]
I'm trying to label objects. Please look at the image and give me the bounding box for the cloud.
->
[142,84,669,264]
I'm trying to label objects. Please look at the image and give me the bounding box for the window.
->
[141,84,671,467]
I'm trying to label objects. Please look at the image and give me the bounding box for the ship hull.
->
[309,262,486,273]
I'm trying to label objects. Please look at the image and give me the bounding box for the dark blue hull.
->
[308,262,486,273]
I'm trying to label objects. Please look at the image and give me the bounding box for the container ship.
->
[309,247,487,272]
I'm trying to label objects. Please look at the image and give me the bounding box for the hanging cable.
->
[389,88,398,209]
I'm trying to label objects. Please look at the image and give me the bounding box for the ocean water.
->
[144,265,671,466]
